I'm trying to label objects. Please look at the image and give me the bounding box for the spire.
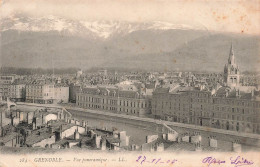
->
[224,64,227,72]
[228,43,235,64]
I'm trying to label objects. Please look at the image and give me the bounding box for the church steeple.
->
[224,43,240,88]
[228,43,235,65]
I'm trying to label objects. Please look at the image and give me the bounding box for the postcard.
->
[0,0,259,166]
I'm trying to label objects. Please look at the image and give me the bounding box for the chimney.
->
[0,111,2,127]
[225,89,229,97]
[251,89,255,97]
[0,127,3,137]
[85,124,88,132]
[74,129,80,140]
[10,112,14,126]
[65,113,67,121]
[60,125,63,139]
[26,112,29,124]
[236,89,240,98]
[16,134,19,146]
[101,138,106,150]
[42,114,44,124]
[48,127,52,133]
[95,135,101,149]
[32,122,36,130]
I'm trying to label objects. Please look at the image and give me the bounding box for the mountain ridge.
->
[1,14,201,39]
[1,15,259,72]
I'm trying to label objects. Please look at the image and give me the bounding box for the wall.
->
[32,135,55,148]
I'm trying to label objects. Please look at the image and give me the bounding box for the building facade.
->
[8,79,27,102]
[211,87,260,134]
[151,85,260,134]
[76,86,150,116]
[25,80,55,104]
[54,85,69,103]
[151,45,260,134]
[0,75,16,100]
[25,79,69,104]
[69,84,81,103]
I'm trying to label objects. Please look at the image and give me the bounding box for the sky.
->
[1,0,260,35]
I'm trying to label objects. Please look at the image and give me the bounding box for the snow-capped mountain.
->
[2,14,258,72]
[1,14,197,39]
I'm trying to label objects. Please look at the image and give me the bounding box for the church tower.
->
[224,44,240,88]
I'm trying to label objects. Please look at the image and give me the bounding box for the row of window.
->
[77,102,143,115]
[213,98,259,107]
[77,95,148,108]
[190,92,210,98]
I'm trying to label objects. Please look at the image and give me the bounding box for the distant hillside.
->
[1,15,259,72]
[98,33,260,72]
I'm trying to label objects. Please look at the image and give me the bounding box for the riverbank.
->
[16,102,260,151]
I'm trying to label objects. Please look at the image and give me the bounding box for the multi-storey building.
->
[151,45,260,134]
[8,80,26,102]
[0,75,16,100]
[211,87,260,134]
[0,75,16,84]
[69,83,81,103]
[152,85,212,125]
[152,86,188,121]
[25,79,55,104]
[25,79,69,104]
[76,86,150,116]
[152,85,260,134]
[54,84,69,103]
[187,87,212,126]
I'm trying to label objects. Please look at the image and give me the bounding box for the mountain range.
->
[1,14,259,72]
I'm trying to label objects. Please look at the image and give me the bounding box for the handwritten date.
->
[136,155,177,165]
